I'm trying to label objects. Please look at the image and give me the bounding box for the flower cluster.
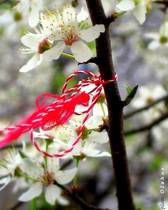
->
[0,1,112,206]
[116,0,152,24]
[19,4,105,72]
[0,70,114,205]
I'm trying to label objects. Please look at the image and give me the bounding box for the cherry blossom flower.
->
[40,5,105,63]
[132,85,166,108]
[19,158,77,205]
[116,0,152,24]
[146,22,168,50]
[19,4,105,72]
[131,84,167,123]
[34,114,110,159]
[0,149,22,191]
[19,32,65,72]
[16,0,43,27]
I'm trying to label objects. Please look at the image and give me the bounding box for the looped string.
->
[0,70,118,157]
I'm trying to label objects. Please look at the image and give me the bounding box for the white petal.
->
[43,41,65,61]
[160,22,168,37]
[80,25,105,42]
[17,0,29,15]
[132,3,146,24]
[57,196,69,206]
[93,151,111,157]
[47,158,60,173]
[29,7,40,27]
[0,176,11,191]
[83,143,110,157]
[116,0,135,11]
[19,54,42,72]
[21,33,45,49]
[148,41,160,50]
[19,159,43,179]
[29,0,43,27]
[93,103,108,117]
[77,8,89,22]
[88,131,109,144]
[85,115,104,129]
[71,41,93,62]
[83,144,100,157]
[19,182,42,202]
[54,168,77,185]
[45,185,61,205]
[145,33,159,40]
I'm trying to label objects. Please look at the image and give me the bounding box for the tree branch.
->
[78,57,99,65]
[154,0,168,12]
[124,94,168,119]
[85,1,135,210]
[55,182,109,210]
[125,112,168,136]
[9,201,24,210]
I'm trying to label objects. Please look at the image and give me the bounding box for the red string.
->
[0,70,117,157]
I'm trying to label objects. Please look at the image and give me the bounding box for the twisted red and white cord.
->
[0,70,117,157]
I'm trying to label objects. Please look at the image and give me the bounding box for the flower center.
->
[38,38,51,54]
[159,36,168,44]
[40,171,54,185]
[146,96,154,104]
[62,27,79,45]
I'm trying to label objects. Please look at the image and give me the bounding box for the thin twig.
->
[55,182,109,210]
[9,201,24,210]
[125,112,168,136]
[154,0,168,12]
[124,94,168,119]
[155,0,168,6]
[78,57,99,65]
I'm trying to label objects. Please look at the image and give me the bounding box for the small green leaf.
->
[125,85,138,105]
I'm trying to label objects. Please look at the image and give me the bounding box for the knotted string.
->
[0,70,117,157]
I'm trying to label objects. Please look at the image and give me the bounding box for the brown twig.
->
[124,94,168,119]
[78,57,99,65]
[125,112,168,136]
[85,1,135,210]
[9,201,24,210]
[154,0,168,12]
[55,182,109,210]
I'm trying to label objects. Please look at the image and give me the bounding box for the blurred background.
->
[0,0,168,209]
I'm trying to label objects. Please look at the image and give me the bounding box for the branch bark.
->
[85,1,135,210]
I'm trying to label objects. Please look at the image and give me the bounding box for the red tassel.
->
[0,70,117,157]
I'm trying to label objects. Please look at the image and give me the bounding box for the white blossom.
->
[146,22,168,50]
[19,32,65,72]
[34,113,110,159]
[16,0,43,27]
[40,5,105,62]
[19,4,105,72]
[116,0,152,24]
[19,158,77,205]
[131,84,167,123]
[0,149,22,191]
[132,85,166,108]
